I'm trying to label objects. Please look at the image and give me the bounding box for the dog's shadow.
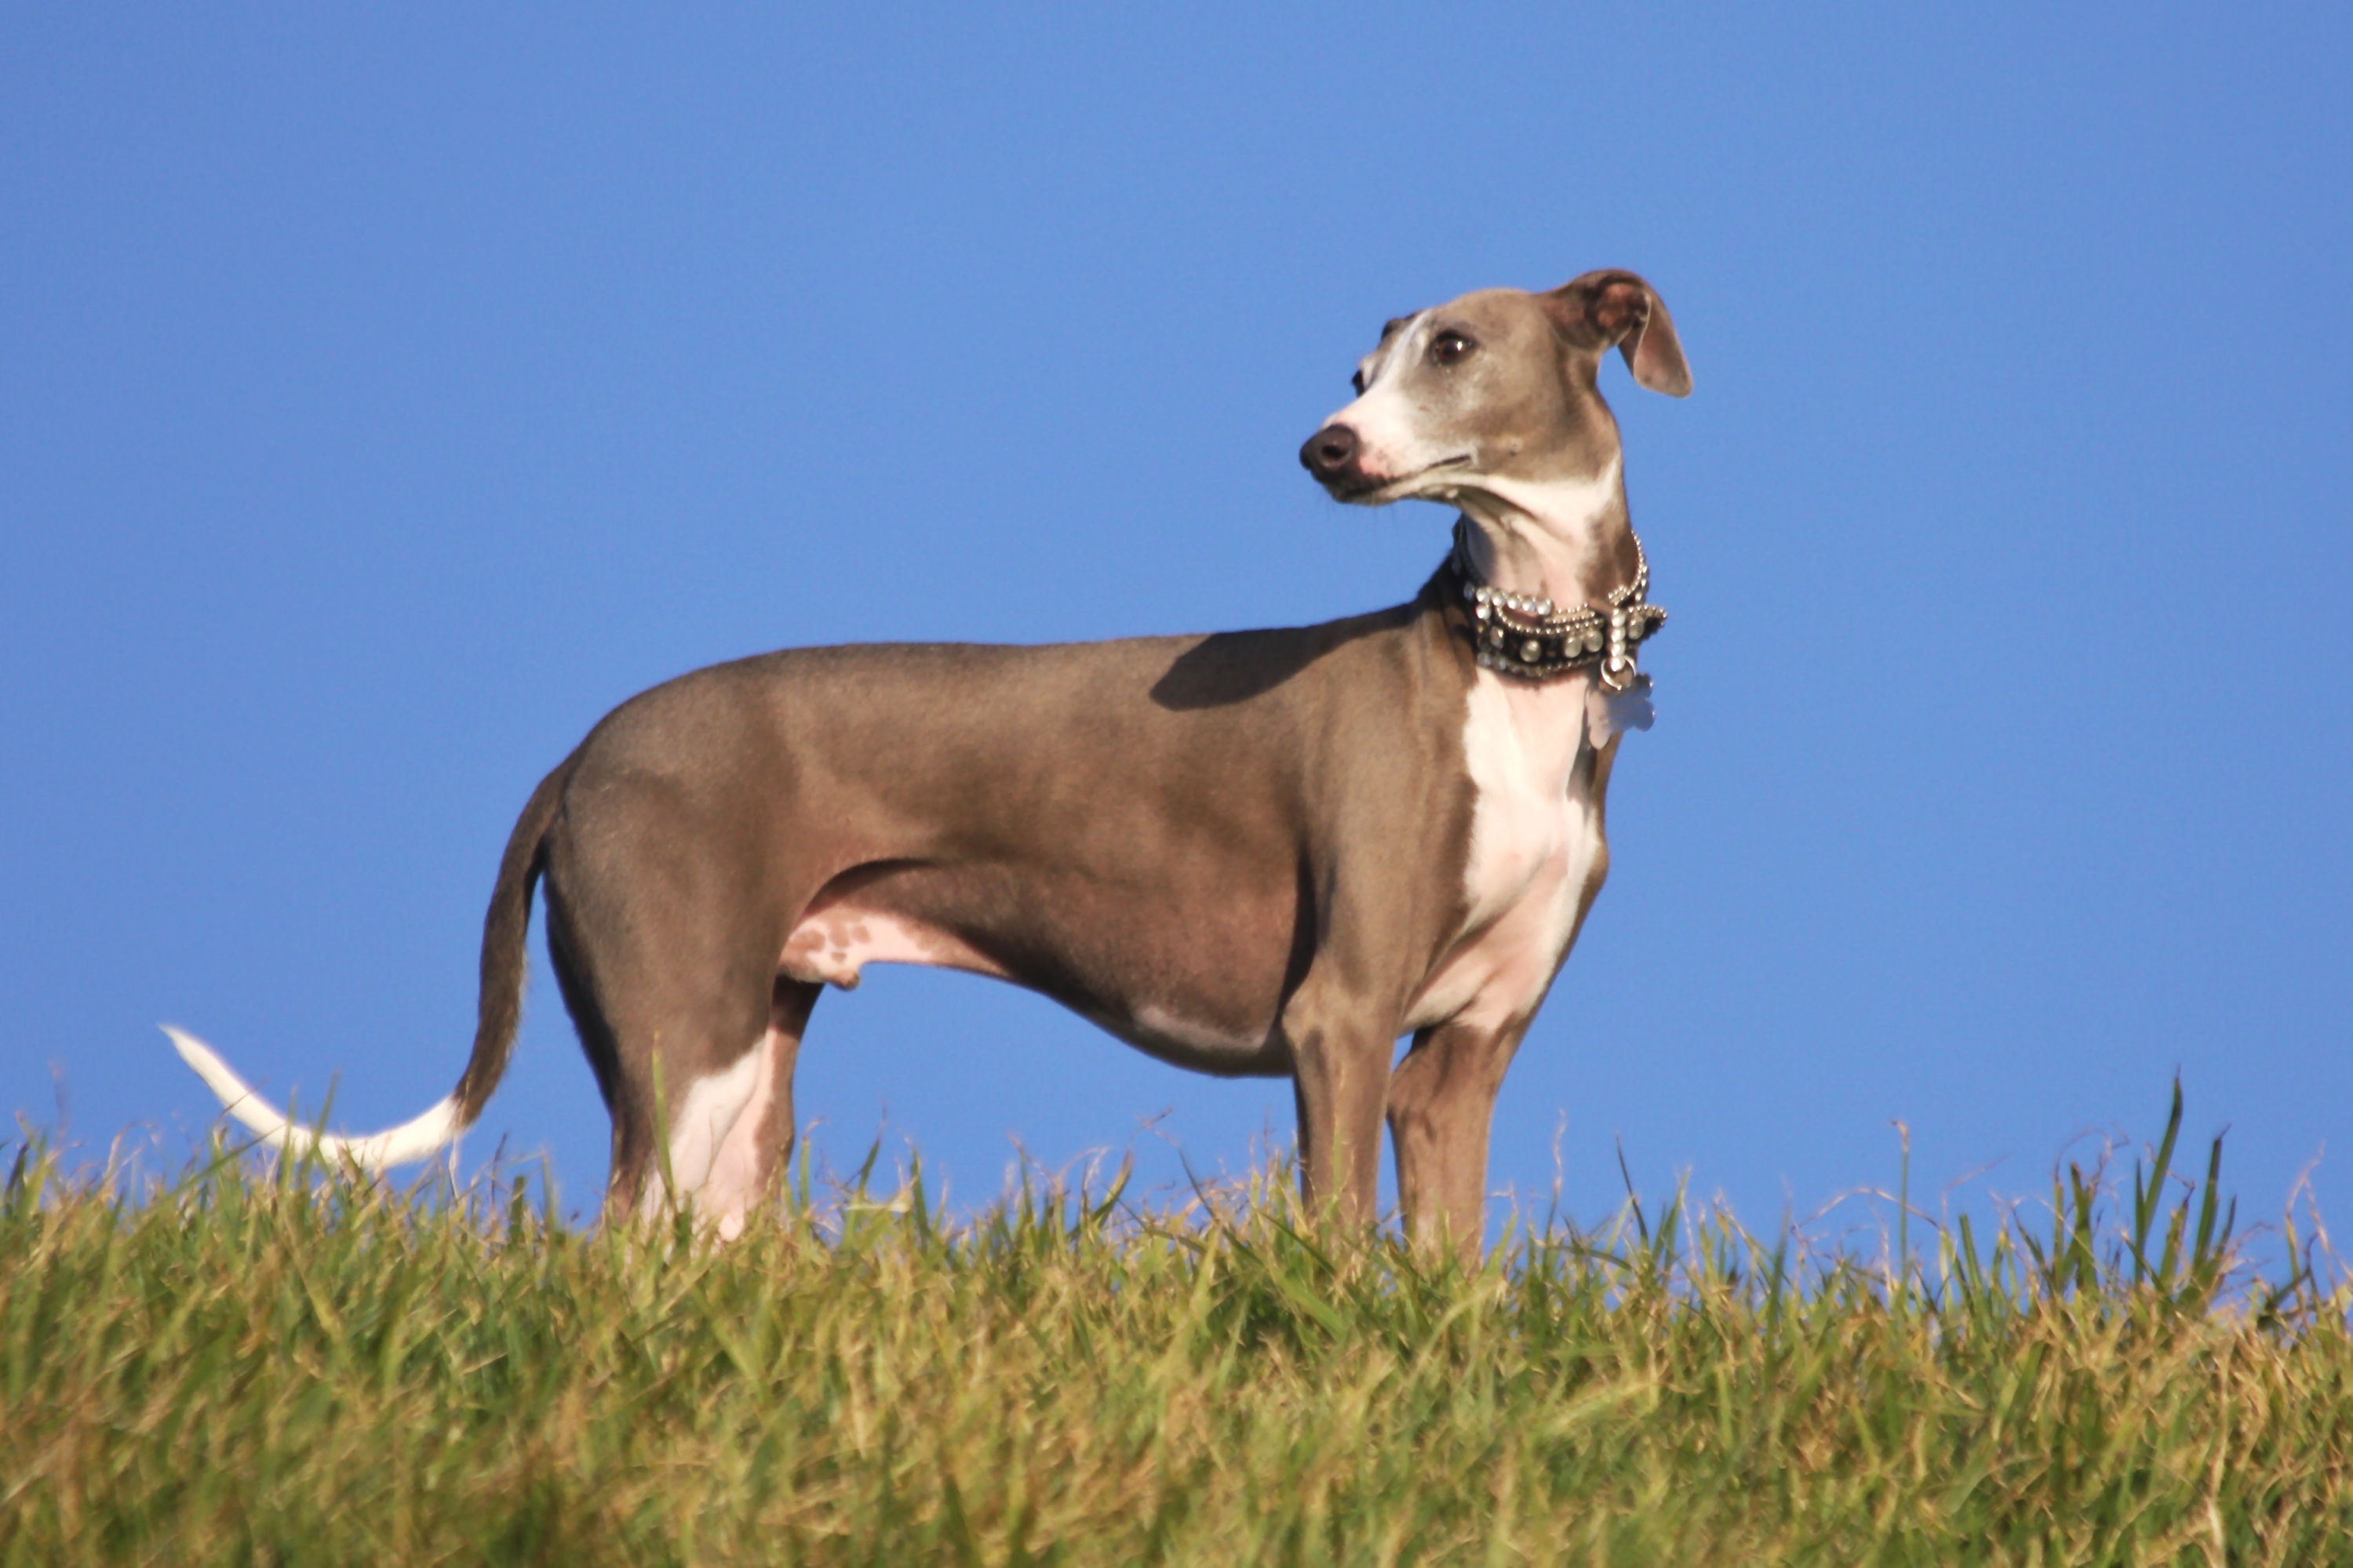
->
[1149,605,1420,711]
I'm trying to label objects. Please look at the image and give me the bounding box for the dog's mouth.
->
[1331,453,1474,503]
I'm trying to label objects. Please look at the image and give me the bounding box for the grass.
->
[3,1086,2349,1566]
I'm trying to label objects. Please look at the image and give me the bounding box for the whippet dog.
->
[168,267,1691,1256]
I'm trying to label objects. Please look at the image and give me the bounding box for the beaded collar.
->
[1446,517,1666,690]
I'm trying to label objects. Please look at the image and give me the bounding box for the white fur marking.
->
[1408,448,1632,1031]
[661,1047,763,1199]
[1327,313,1448,486]
[1407,671,1605,1033]
[697,1029,783,1240]
[1455,458,1624,606]
[164,1025,464,1170]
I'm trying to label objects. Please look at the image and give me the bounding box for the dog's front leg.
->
[1386,1017,1529,1262]
[1281,977,1397,1231]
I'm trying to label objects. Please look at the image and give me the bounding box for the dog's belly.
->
[780,860,1298,1075]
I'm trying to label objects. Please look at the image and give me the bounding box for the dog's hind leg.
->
[694,978,818,1239]
[541,849,796,1231]
[610,965,791,1232]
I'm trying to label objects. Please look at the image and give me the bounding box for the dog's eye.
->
[1430,331,1475,366]
[1351,369,1367,395]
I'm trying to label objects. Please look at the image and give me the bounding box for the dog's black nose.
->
[1300,423,1360,480]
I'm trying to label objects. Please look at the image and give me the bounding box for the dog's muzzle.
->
[1299,423,1363,488]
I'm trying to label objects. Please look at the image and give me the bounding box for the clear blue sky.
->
[5,9,2349,1242]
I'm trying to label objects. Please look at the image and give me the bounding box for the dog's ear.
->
[1543,270,1692,397]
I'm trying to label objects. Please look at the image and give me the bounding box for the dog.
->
[169,267,1691,1257]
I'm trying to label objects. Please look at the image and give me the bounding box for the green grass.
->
[4,1087,2349,1566]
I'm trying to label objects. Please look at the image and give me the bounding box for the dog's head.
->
[1299,269,1690,508]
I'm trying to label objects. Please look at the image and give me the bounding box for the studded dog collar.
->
[1446,518,1666,691]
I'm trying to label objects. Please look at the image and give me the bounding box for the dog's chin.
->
[1323,456,1474,507]
[1322,476,1398,505]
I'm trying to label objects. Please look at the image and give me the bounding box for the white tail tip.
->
[162,1024,464,1172]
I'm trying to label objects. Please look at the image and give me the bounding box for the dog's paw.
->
[1587,674,1655,747]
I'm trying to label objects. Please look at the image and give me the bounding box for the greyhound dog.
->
[168,267,1691,1256]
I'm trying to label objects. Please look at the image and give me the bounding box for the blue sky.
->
[5,9,2349,1242]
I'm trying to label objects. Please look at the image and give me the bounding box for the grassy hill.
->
[4,1090,2348,1565]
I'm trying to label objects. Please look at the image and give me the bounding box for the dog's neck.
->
[1449,458,1637,610]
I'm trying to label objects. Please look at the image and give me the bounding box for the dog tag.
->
[1586,673,1655,747]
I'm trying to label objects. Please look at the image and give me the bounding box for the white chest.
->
[1405,671,1607,1033]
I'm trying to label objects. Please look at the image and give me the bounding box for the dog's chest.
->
[1407,674,1604,1031]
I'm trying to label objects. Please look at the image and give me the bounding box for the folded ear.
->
[1543,270,1692,397]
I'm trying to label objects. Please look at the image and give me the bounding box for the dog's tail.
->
[166,752,580,1172]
